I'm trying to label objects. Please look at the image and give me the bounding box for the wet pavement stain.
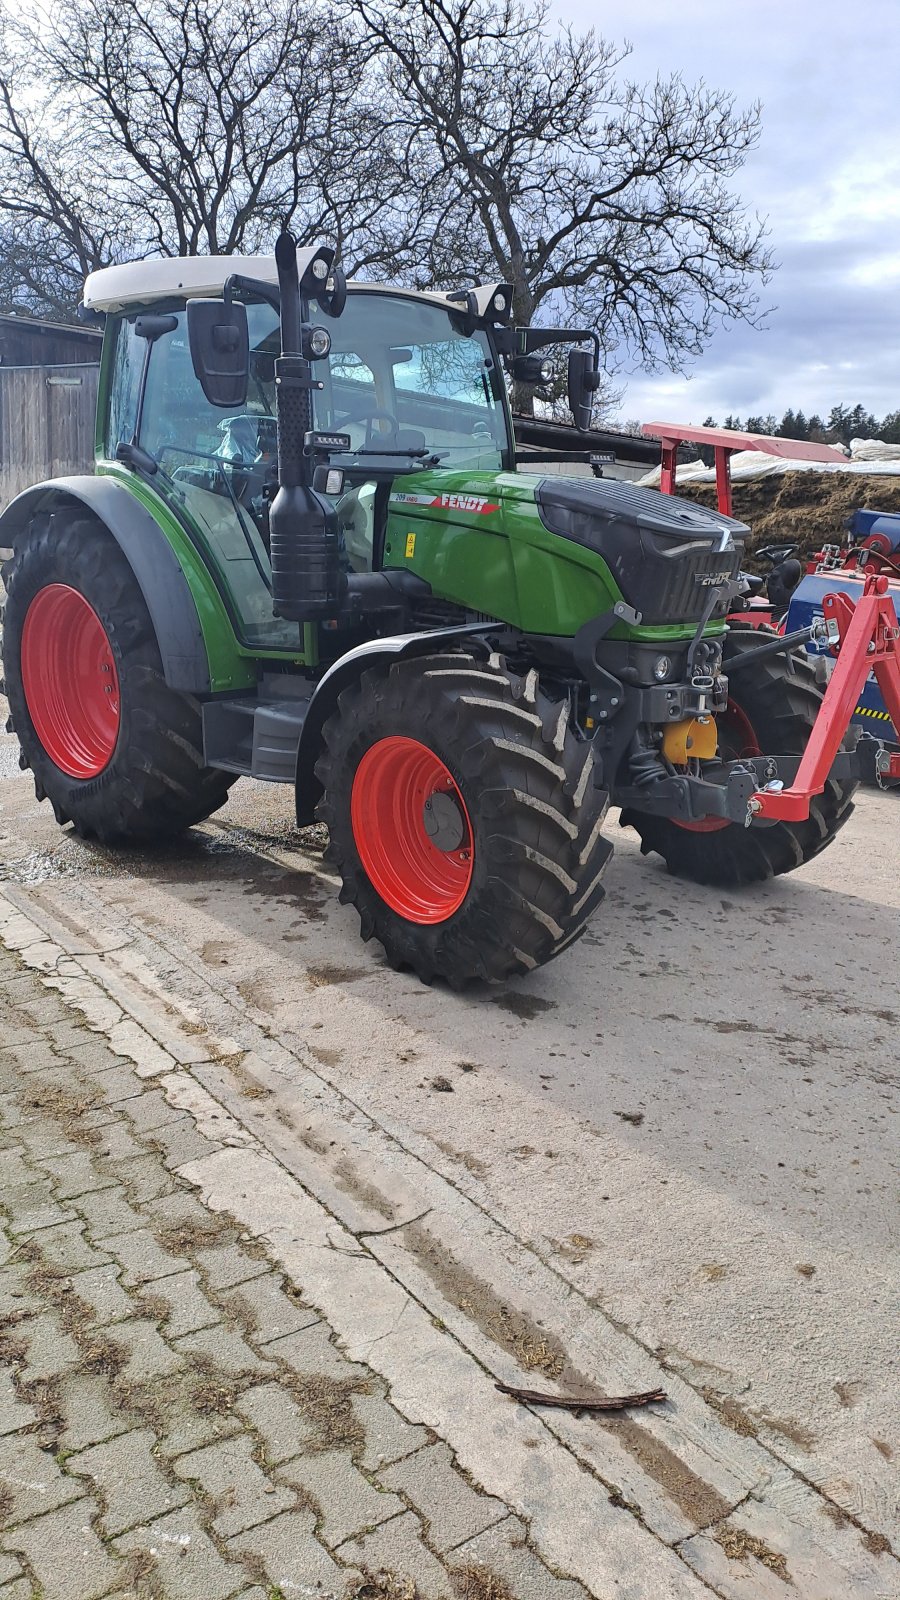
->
[490,992,556,1020]
[307,963,369,988]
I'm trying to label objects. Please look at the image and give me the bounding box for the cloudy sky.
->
[557,0,900,428]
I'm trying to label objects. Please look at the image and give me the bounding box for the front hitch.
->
[614,748,860,828]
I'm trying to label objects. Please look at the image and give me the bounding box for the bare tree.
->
[0,0,774,425]
[0,0,389,317]
[352,0,773,376]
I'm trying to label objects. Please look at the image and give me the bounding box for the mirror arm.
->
[129,312,178,448]
[223,273,280,314]
[521,326,598,358]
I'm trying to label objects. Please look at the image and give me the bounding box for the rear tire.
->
[2,513,234,842]
[620,631,857,886]
[315,651,613,987]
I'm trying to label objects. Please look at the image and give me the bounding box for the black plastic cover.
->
[536,476,748,625]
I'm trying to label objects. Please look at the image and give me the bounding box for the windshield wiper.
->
[353,445,434,458]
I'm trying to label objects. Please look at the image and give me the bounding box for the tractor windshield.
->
[315,292,508,470]
[102,290,509,644]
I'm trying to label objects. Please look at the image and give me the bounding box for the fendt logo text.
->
[390,492,499,515]
[437,493,499,514]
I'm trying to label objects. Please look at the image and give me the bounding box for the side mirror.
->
[567,348,601,432]
[187,298,249,408]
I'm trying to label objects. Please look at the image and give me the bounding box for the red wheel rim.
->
[675,699,761,834]
[351,736,474,923]
[20,584,120,779]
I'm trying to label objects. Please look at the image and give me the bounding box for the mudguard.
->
[0,476,210,694]
[295,623,492,824]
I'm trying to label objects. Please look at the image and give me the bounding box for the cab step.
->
[202,692,310,783]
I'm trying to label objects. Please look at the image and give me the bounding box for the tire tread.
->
[315,651,612,986]
[2,512,234,843]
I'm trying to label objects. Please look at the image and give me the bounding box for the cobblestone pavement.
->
[0,944,587,1600]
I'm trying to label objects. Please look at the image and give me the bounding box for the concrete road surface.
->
[0,707,897,1599]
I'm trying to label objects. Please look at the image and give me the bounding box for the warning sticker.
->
[405,531,416,558]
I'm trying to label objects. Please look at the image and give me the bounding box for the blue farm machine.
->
[783,509,900,753]
[645,421,900,793]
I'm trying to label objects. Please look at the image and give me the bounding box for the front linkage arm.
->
[747,573,900,818]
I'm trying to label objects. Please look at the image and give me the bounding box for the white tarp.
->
[848,437,900,462]
[639,440,900,488]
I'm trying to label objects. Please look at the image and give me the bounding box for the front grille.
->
[536,476,745,626]
[612,539,741,625]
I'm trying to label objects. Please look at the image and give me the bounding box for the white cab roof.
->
[84,254,279,312]
[82,251,475,315]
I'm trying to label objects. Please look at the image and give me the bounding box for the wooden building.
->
[0,315,102,509]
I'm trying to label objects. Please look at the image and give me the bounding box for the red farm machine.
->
[645,420,900,796]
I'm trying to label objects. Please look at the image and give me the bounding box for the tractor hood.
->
[535,476,748,626]
[384,468,748,637]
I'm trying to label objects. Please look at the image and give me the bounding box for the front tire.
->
[315,651,613,986]
[620,631,857,886]
[2,513,234,842]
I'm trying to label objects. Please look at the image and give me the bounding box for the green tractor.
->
[0,233,856,986]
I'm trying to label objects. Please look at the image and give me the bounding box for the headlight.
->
[492,291,507,314]
[308,326,331,358]
[653,655,671,681]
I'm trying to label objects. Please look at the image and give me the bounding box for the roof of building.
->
[515,414,663,465]
[0,312,101,342]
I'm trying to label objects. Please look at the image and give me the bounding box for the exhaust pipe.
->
[269,231,347,623]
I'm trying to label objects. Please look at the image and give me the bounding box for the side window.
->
[104,317,144,455]
[119,302,289,647]
[141,316,224,459]
[138,306,279,481]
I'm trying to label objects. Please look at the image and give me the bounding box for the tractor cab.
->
[91,263,516,650]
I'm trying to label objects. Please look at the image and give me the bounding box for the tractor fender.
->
[295,623,492,824]
[0,476,210,694]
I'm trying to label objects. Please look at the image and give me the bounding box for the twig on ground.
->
[495,1381,666,1412]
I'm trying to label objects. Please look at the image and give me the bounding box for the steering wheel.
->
[334,406,401,449]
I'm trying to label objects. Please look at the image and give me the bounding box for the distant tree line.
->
[702,404,900,446]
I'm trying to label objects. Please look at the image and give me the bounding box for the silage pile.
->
[674,473,900,570]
